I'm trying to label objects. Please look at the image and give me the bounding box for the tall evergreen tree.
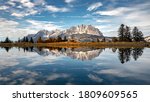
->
[23,37,26,42]
[30,37,34,43]
[132,27,139,41]
[4,37,12,43]
[37,37,43,43]
[25,37,28,42]
[118,24,125,41]
[57,36,62,42]
[18,38,21,43]
[63,36,67,42]
[132,27,144,42]
[138,31,144,41]
[124,26,132,42]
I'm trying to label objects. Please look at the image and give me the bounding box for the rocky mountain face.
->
[64,25,103,36]
[25,25,104,42]
[145,36,150,42]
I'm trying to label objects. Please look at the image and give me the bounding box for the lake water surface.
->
[0,47,150,85]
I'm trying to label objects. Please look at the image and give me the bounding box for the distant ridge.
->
[25,24,104,42]
[145,36,150,42]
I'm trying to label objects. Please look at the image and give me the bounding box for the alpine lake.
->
[0,46,150,85]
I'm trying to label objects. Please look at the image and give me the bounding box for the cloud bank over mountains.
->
[0,0,150,40]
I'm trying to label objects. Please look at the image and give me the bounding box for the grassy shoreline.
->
[0,42,150,48]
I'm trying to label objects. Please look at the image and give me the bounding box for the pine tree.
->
[132,27,138,41]
[30,37,34,43]
[138,31,144,41]
[23,37,26,42]
[63,36,67,42]
[25,37,28,42]
[57,36,62,42]
[124,26,132,42]
[101,37,106,42]
[37,37,43,43]
[132,27,144,42]
[97,38,100,42]
[4,37,12,43]
[18,38,21,43]
[118,24,125,41]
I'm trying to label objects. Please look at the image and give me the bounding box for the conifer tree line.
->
[19,37,34,43]
[118,24,144,42]
[36,36,68,43]
[0,37,13,43]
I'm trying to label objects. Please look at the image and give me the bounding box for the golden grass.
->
[0,42,150,48]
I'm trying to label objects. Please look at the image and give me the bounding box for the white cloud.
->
[0,6,9,10]
[87,2,103,11]
[0,17,62,40]
[26,19,61,31]
[124,11,150,27]
[7,1,16,6]
[0,18,35,39]
[0,59,19,69]
[47,73,69,80]
[10,0,34,8]
[2,0,39,18]
[95,25,119,37]
[95,25,117,31]
[16,5,23,9]
[93,2,150,36]
[95,7,132,16]
[22,1,34,8]
[82,14,92,18]
[11,13,24,17]
[11,9,38,17]
[88,74,103,83]
[46,5,70,12]
[33,0,46,5]
[28,9,38,15]
[96,19,110,23]
[0,18,19,28]
[64,0,75,4]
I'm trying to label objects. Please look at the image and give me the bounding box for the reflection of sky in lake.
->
[0,47,150,85]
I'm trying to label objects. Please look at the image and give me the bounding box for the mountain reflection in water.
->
[0,46,149,85]
[1,46,144,63]
[32,47,103,61]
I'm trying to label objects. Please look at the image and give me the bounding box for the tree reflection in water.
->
[132,48,144,61]
[118,48,144,64]
[3,47,12,52]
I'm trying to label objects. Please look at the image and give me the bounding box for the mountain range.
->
[145,36,150,42]
[25,25,104,42]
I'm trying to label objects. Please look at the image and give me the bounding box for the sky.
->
[0,0,150,40]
